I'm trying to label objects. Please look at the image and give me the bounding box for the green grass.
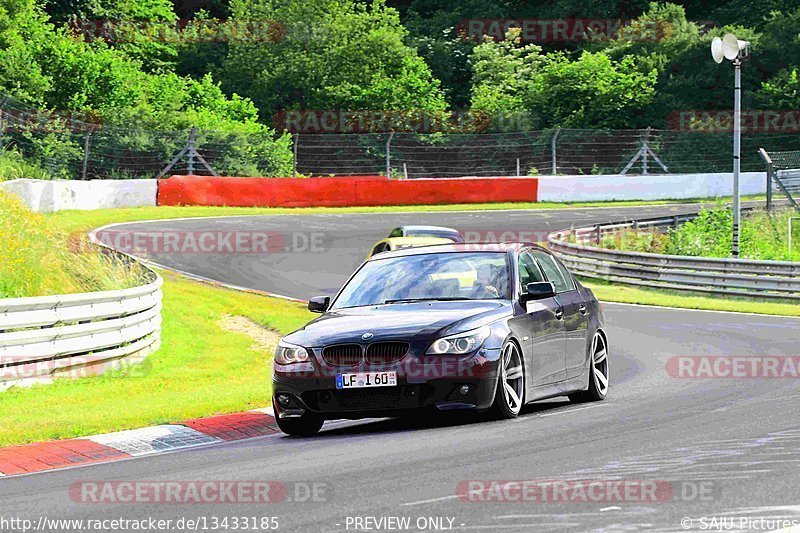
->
[0,192,148,298]
[51,195,767,234]
[583,279,800,317]
[0,270,313,446]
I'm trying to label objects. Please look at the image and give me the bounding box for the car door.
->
[531,250,588,380]
[517,250,567,390]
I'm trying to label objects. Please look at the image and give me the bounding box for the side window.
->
[553,256,577,291]
[518,251,545,291]
[389,228,403,238]
[531,250,572,293]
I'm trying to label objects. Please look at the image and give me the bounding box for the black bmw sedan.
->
[272,243,608,436]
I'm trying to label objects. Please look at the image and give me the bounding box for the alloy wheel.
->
[501,342,524,415]
[591,333,609,396]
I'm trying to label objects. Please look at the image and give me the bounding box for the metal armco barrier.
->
[0,269,162,389]
[549,213,800,300]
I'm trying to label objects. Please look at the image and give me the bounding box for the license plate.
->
[336,371,397,389]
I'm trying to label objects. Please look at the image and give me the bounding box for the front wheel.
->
[569,331,609,403]
[275,412,324,436]
[490,341,525,419]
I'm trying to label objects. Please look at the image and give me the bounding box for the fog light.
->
[276,393,291,406]
[459,385,470,396]
[319,391,332,403]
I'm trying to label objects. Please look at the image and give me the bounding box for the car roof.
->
[386,236,454,246]
[367,242,547,261]
[399,225,462,233]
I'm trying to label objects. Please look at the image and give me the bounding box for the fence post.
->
[642,127,651,175]
[403,163,408,179]
[551,128,560,175]
[758,148,773,211]
[81,132,91,180]
[292,133,299,177]
[187,127,196,175]
[385,132,394,178]
[516,158,520,177]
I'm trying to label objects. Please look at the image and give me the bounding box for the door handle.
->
[554,308,564,320]
[579,304,587,315]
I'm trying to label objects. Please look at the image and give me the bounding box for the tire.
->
[490,340,525,419]
[569,331,609,403]
[275,412,324,436]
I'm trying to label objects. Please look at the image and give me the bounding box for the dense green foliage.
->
[0,0,798,177]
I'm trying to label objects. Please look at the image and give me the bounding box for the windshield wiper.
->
[383,297,471,304]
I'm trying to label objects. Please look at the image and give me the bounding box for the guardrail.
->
[0,266,162,389]
[549,213,800,300]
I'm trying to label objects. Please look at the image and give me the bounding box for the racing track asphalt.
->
[2,203,800,533]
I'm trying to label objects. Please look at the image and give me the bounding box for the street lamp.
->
[712,33,750,257]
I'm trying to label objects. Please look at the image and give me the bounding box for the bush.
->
[602,206,800,262]
[601,228,670,254]
[0,148,52,180]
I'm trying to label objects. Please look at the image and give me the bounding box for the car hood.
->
[285,300,513,347]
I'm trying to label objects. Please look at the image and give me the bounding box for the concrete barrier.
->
[0,179,157,212]
[536,172,766,202]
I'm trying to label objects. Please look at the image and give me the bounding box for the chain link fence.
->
[2,94,800,179]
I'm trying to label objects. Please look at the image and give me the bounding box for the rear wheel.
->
[490,341,525,419]
[275,412,324,436]
[569,331,608,403]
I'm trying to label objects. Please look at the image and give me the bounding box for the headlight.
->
[426,326,490,355]
[275,339,309,364]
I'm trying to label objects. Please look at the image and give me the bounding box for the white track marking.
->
[538,404,607,417]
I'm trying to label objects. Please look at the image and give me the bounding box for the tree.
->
[468,29,656,130]
[0,0,293,177]
[219,0,447,121]
[468,29,542,130]
[525,51,657,129]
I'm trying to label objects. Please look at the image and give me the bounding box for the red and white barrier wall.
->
[1,172,768,212]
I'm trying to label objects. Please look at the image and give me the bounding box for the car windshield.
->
[332,252,510,309]
[406,229,462,242]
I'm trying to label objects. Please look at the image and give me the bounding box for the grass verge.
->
[583,278,800,317]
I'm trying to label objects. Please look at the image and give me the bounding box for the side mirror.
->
[308,296,330,313]
[520,282,556,304]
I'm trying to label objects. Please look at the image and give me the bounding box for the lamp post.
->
[712,33,750,257]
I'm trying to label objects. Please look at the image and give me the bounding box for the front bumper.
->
[272,348,501,420]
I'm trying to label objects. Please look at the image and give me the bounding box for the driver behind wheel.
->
[472,264,500,298]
